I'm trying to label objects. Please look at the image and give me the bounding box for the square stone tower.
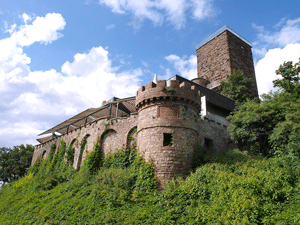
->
[196,26,258,97]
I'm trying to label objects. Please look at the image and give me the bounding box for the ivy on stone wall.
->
[27,140,75,190]
[77,135,90,170]
[66,144,75,166]
[82,137,103,174]
[48,143,56,161]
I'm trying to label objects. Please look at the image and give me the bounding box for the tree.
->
[220,69,255,104]
[228,92,299,156]
[273,59,300,97]
[227,59,300,157]
[0,144,34,185]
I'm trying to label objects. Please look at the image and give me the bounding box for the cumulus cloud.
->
[164,54,197,80]
[254,18,300,48]
[255,43,300,95]
[98,0,215,29]
[0,13,142,148]
[253,17,300,58]
[253,18,300,95]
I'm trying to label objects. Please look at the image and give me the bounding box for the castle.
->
[31,26,258,183]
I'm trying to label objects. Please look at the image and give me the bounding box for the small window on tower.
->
[163,133,173,146]
[204,138,213,150]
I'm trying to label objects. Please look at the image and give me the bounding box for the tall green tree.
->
[220,69,255,104]
[0,144,34,185]
[273,60,300,97]
[228,59,300,157]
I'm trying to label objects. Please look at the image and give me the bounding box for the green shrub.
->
[81,138,103,174]
[102,147,137,169]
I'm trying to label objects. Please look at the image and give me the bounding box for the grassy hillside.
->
[1,140,300,224]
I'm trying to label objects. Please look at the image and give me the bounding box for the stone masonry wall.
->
[138,127,198,181]
[136,79,201,184]
[197,31,231,82]
[199,113,231,151]
[137,104,199,182]
[227,31,258,97]
[197,30,258,97]
[32,115,137,170]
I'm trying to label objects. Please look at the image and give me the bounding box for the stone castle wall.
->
[32,78,233,184]
[32,115,137,170]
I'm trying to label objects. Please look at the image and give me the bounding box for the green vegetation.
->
[227,59,300,157]
[221,69,256,104]
[0,144,34,185]
[1,144,300,224]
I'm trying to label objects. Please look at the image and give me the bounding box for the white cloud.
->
[190,0,214,20]
[98,0,215,29]
[253,18,300,49]
[0,13,142,148]
[22,13,33,24]
[106,24,115,30]
[252,18,300,95]
[164,54,197,80]
[12,13,66,46]
[255,44,300,95]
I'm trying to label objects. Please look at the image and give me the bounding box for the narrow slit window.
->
[204,138,213,150]
[163,133,173,146]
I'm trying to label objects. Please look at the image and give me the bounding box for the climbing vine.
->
[48,143,56,161]
[77,135,90,170]
[82,137,103,174]
[66,144,75,166]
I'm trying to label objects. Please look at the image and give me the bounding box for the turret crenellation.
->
[135,80,201,112]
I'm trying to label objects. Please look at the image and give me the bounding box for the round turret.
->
[135,80,201,185]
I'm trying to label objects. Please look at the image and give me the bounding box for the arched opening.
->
[77,134,90,170]
[100,129,118,157]
[41,150,47,160]
[66,138,76,166]
[127,126,137,149]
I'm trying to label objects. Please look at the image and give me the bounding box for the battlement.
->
[135,80,201,110]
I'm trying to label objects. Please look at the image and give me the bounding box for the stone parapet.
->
[136,80,201,112]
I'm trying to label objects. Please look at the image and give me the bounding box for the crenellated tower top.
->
[135,80,201,112]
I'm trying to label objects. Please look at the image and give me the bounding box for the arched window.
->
[100,129,118,157]
[41,150,47,160]
[77,134,90,170]
[66,138,76,166]
[127,126,137,149]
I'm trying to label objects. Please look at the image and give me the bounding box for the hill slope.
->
[0,141,300,224]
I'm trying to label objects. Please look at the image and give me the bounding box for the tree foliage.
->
[0,144,34,185]
[228,59,300,157]
[221,69,255,104]
[273,60,300,97]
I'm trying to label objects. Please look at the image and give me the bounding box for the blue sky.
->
[0,0,300,147]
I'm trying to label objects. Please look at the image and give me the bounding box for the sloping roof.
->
[37,135,54,144]
[38,97,136,138]
[167,75,235,113]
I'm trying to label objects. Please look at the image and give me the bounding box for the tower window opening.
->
[204,138,213,150]
[163,133,173,146]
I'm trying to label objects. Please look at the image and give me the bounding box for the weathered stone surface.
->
[197,30,258,97]
[32,115,138,170]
